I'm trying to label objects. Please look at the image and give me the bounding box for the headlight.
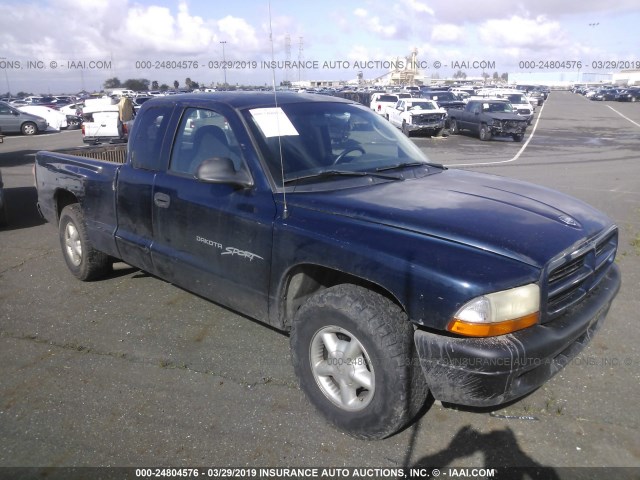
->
[447,284,540,337]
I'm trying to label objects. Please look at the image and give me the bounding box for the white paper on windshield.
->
[249,107,299,138]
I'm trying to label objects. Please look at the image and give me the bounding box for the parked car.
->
[18,105,67,131]
[0,101,48,135]
[387,98,447,136]
[419,91,465,127]
[34,92,620,439]
[81,98,131,144]
[474,89,534,124]
[0,169,7,227]
[591,89,622,101]
[448,99,528,141]
[369,93,401,116]
[616,88,640,102]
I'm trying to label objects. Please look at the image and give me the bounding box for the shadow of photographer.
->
[408,425,560,479]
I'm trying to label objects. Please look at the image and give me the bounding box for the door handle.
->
[154,192,171,208]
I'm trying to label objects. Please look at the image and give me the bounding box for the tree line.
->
[103,77,204,92]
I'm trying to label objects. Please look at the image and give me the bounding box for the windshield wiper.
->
[376,161,445,172]
[284,169,402,185]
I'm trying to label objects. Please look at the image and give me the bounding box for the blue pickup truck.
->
[35,92,620,439]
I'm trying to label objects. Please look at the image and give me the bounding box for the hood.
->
[488,112,527,121]
[409,109,447,116]
[288,169,614,268]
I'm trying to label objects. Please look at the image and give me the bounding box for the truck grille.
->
[504,120,525,129]
[414,113,444,124]
[544,228,617,320]
[517,108,531,115]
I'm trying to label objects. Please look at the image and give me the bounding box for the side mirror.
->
[195,157,253,188]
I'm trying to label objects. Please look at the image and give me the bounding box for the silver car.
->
[0,101,48,135]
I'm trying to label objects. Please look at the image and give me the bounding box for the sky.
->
[1,0,639,94]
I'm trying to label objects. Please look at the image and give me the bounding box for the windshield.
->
[429,92,456,101]
[483,102,514,113]
[407,101,436,111]
[244,101,432,185]
[505,94,527,104]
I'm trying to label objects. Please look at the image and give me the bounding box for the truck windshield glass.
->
[407,102,436,111]
[244,102,431,185]
[483,102,514,113]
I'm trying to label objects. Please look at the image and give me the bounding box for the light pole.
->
[220,41,227,87]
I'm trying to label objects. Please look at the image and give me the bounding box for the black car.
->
[420,91,465,127]
[0,169,8,226]
[616,88,640,102]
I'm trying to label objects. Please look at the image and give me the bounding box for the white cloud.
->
[478,15,567,50]
[430,24,464,44]
[114,2,213,54]
[402,0,435,16]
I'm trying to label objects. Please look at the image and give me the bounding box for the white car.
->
[81,97,132,144]
[17,105,67,131]
[387,98,447,137]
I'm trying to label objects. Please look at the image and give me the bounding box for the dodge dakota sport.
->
[35,92,620,439]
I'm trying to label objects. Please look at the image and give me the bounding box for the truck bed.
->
[51,144,128,164]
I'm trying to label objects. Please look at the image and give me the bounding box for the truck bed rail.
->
[54,144,127,164]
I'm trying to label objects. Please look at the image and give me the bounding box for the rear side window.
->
[130,105,173,171]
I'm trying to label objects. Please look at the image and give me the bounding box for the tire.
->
[59,204,111,281]
[450,119,459,134]
[290,284,428,439]
[479,124,491,141]
[402,121,411,137]
[512,134,523,142]
[21,122,37,136]
[0,203,8,228]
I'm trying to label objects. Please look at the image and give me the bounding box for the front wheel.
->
[449,119,459,134]
[290,284,428,439]
[59,204,111,281]
[21,122,37,135]
[479,124,492,141]
[512,134,524,142]
[402,121,411,137]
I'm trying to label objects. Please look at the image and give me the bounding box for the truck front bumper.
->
[414,264,621,407]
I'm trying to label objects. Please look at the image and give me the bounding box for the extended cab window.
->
[130,106,173,171]
[170,108,243,176]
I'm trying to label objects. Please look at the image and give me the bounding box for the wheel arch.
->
[276,263,405,331]
[54,189,79,223]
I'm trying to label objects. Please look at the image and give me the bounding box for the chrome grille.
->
[545,228,617,320]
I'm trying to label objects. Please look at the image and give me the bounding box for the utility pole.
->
[220,40,227,87]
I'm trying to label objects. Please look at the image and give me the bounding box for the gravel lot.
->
[0,91,638,477]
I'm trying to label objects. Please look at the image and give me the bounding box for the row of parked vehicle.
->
[370,85,544,142]
[572,84,640,102]
[0,94,154,142]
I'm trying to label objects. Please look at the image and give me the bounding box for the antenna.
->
[268,0,288,219]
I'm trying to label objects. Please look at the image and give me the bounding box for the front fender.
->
[269,204,540,331]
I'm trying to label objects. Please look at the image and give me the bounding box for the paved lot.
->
[0,92,639,476]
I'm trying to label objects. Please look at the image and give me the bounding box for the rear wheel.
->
[479,124,492,141]
[290,284,428,439]
[59,204,111,281]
